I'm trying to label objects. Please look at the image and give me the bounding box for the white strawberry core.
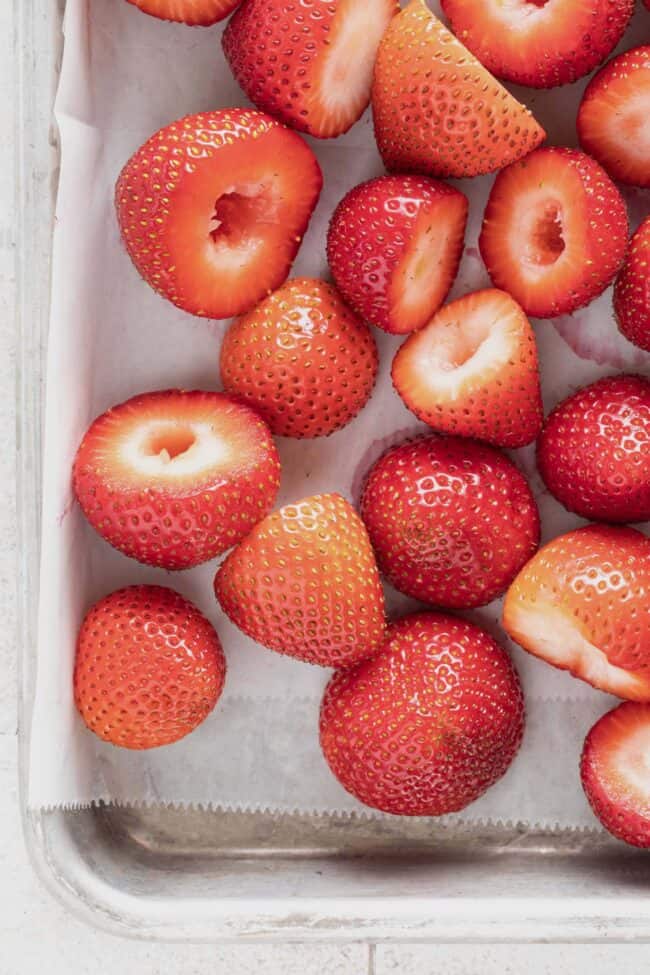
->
[613,724,650,804]
[591,89,650,171]
[121,420,232,479]
[392,216,456,326]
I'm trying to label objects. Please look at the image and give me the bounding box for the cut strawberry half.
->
[614,217,650,353]
[578,46,650,189]
[582,702,650,848]
[223,0,398,139]
[116,110,323,320]
[392,289,543,448]
[480,147,628,319]
[126,0,241,24]
[327,176,468,335]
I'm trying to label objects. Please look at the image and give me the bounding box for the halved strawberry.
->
[392,289,543,448]
[73,390,281,570]
[503,525,650,702]
[220,278,378,438]
[327,176,468,335]
[480,148,628,319]
[115,110,322,320]
[581,702,650,848]
[214,493,386,667]
[371,0,545,179]
[223,0,398,139]
[614,217,650,353]
[578,46,650,189]
[126,0,241,23]
[441,0,634,89]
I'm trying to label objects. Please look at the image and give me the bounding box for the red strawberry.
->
[440,0,634,89]
[73,390,281,570]
[537,374,650,524]
[126,0,240,23]
[74,585,226,750]
[371,0,545,180]
[614,217,650,353]
[361,435,540,610]
[219,278,378,438]
[223,0,398,139]
[214,493,386,667]
[392,289,543,448]
[320,612,524,816]
[577,46,650,189]
[480,148,628,319]
[503,525,650,702]
[581,702,650,848]
[327,176,468,336]
[115,110,322,320]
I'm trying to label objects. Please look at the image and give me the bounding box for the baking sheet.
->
[29,0,650,825]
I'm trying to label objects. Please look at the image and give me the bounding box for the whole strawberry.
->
[73,390,281,570]
[214,493,386,667]
[74,586,226,749]
[361,435,540,610]
[320,612,524,816]
[126,0,241,23]
[219,279,378,438]
[614,218,650,353]
[537,375,650,524]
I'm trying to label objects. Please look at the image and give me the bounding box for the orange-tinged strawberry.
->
[115,110,322,320]
[392,289,543,448]
[219,278,378,438]
[503,525,650,702]
[126,0,241,23]
[578,46,650,189]
[223,0,398,139]
[320,612,524,816]
[614,218,650,353]
[214,493,386,667]
[73,390,281,570]
[371,0,545,180]
[74,585,226,750]
[327,175,468,335]
[480,147,628,318]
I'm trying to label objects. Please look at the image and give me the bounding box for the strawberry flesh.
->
[615,217,650,353]
[127,0,241,25]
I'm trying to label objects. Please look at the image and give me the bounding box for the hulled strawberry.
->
[126,0,241,23]
[320,612,524,816]
[480,148,628,319]
[326,176,468,335]
[219,278,378,438]
[73,390,281,570]
[214,493,386,667]
[614,217,650,353]
[361,435,540,610]
[537,375,650,524]
[392,290,543,448]
[223,0,398,139]
[440,0,634,89]
[74,586,226,750]
[503,525,650,702]
[371,0,545,180]
[578,46,650,189]
[116,110,322,320]
[581,702,650,848]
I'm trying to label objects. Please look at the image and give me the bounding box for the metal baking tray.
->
[17,0,650,943]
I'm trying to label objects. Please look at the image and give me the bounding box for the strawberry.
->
[219,278,378,438]
[320,612,524,816]
[361,435,540,610]
[214,493,386,667]
[115,110,322,320]
[371,0,545,180]
[73,390,281,570]
[440,0,634,89]
[222,0,398,139]
[480,148,628,319]
[74,585,226,750]
[577,46,650,189]
[126,0,241,24]
[392,289,543,448]
[581,702,650,848]
[326,176,468,336]
[537,374,650,524]
[614,217,650,353]
[503,525,650,702]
